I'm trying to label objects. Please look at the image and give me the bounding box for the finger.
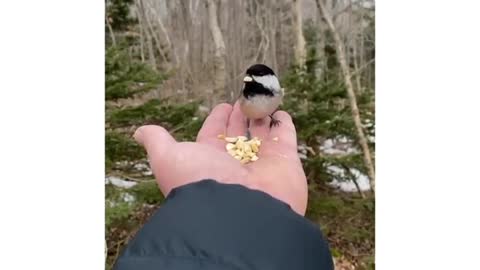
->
[196,103,232,149]
[133,125,178,194]
[249,117,270,140]
[267,111,297,153]
[134,125,177,160]
[227,101,247,137]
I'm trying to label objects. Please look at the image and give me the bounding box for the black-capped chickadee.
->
[239,64,284,128]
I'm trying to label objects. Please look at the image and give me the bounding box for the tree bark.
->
[206,0,227,106]
[140,0,168,66]
[105,15,117,47]
[136,0,158,69]
[134,5,145,62]
[292,0,306,67]
[145,0,177,65]
[315,0,375,192]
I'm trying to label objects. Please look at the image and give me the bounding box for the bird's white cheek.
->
[252,74,281,92]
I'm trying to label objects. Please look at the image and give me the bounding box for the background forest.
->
[105,0,375,269]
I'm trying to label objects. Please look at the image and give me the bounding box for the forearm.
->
[114,179,333,270]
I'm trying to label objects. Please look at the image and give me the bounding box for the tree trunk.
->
[292,0,306,67]
[136,0,157,69]
[206,0,227,106]
[315,0,375,192]
[146,34,156,70]
[352,40,363,94]
[145,0,177,65]
[134,5,145,62]
[140,0,168,66]
[105,15,116,47]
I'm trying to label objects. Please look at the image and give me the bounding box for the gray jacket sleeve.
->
[114,179,334,270]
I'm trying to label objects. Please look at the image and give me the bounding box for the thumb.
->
[133,125,177,157]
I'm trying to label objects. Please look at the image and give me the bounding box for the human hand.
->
[133,102,308,215]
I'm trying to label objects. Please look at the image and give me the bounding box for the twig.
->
[110,173,155,183]
[349,58,375,78]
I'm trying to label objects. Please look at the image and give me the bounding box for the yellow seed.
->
[226,143,235,150]
[243,143,252,153]
[235,149,244,156]
[217,134,225,139]
[246,151,256,158]
[251,143,259,152]
[225,137,238,143]
[227,149,237,156]
[237,136,248,141]
[235,139,244,149]
[234,155,242,160]
[251,155,259,161]
[240,157,251,164]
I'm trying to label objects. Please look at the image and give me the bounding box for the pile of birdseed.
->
[217,135,261,164]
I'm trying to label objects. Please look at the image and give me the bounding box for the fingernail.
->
[133,127,144,145]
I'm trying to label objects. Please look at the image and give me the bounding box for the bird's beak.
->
[243,76,253,82]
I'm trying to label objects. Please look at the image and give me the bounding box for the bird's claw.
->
[269,116,281,128]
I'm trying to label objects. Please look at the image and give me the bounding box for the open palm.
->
[134,102,308,215]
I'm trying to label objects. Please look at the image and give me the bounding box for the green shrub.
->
[105,46,164,101]
[130,182,164,205]
[105,131,144,169]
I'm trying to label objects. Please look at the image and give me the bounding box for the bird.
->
[239,64,284,130]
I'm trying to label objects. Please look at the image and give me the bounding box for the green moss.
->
[130,182,164,205]
[330,247,342,258]
[105,185,136,229]
[105,200,135,228]
[359,256,375,270]
[306,191,374,267]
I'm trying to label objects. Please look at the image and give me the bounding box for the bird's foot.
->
[269,115,281,128]
[246,129,252,140]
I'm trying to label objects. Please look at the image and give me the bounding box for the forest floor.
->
[105,173,374,270]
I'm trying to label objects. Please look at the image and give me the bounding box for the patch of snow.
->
[133,162,153,176]
[142,170,153,176]
[198,105,210,113]
[298,153,308,160]
[106,199,116,207]
[298,144,309,159]
[319,137,359,156]
[326,166,371,192]
[115,161,134,167]
[121,193,136,203]
[298,144,307,153]
[322,139,334,148]
[133,163,149,171]
[322,148,347,155]
[337,136,350,144]
[346,147,360,154]
[105,176,137,189]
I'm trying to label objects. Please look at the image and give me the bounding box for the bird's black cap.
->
[246,64,275,76]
